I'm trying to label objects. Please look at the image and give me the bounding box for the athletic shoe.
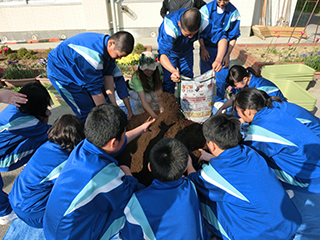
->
[0,211,18,225]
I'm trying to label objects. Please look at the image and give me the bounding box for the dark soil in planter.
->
[116,92,207,186]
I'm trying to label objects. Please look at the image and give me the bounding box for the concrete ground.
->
[0,32,320,238]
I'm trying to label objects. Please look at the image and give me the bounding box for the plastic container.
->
[46,85,67,106]
[272,80,317,111]
[261,64,315,89]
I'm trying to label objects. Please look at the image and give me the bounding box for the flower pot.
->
[314,72,320,81]
[1,77,39,88]
[36,75,52,86]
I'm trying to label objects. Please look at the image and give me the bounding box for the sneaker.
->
[0,211,18,225]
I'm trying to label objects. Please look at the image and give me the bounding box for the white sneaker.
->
[0,211,18,225]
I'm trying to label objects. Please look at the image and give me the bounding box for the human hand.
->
[140,116,156,132]
[212,60,222,72]
[239,118,245,124]
[128,110,134,121]
[199,148,214,162]
[222,55,230,68]
[201,48,210,62]
[0,90,27,107]
[171,70,180,82]
[120,165,132,176]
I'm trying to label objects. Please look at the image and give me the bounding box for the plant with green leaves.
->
[3,60,39,79]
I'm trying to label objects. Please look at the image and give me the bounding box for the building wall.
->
[0,0,256,42]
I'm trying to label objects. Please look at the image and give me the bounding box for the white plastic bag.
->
[178,70,215,123]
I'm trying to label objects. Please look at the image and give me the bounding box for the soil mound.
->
[116,92,206,186]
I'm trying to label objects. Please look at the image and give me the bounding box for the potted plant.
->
[1,60,40,88]
[116,43,150,79]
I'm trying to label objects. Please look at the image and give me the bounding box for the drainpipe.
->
[109,0,118,33]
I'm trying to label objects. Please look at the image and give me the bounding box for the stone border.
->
[230,43,320,75]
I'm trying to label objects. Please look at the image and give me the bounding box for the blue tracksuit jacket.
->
[0,105,50,171]
[157,8,226,93]
[47,32,115,96]
[200,0,241,101]
[272,101,320,138]
[244,107,320,194]
[119,178,210,240]
[188,145,301,240]
[9,141,71,228]
[43,139,144,240]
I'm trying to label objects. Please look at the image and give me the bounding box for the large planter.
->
[36,75,52,86]
[231,43,320,75]
[1,77,38,88]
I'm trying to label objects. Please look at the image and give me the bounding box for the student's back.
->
[120,138,210,239]
[9,114,84,228]
[272,100,320,138]
[189,144,301,240]
[121,178,208,239]
[187,114,301,240]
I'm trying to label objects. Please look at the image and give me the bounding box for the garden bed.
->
[116,92,206,186]
[230,43,320,75]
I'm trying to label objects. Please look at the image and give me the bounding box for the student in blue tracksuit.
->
[260,93,320,138]
[110,66,134,120]
[0,82,51,225]
[199,0,241,103]
[157,7,227,94]
[187,114,301,240]
[216,65,286,114]
[47,31,134,122]
[235,87,320,240]
[9,114,85,228]
[44,104,155,240]
[119,138,210,240]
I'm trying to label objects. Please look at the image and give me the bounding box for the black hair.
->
[109,31,134,55]
[226,65,259,87]
[48,114,85,151]
[235,88,274,114]
[149,138,188,182]
[180,8,201,32]
[202,114,243,150]
[18,82,51,119]
[84,104,127,148]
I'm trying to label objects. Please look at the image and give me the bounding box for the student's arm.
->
[222,39,236,68]
[160,0,168,18]
[156,88,164,113]
[125,117,156,143]
[122,97,133,120]
[212,38,228,72]
[215,96,233,115]
[137,91,158,118]
[186,155,196,175]
[104,75,117,105]
[92,93,108,106]
[0,90,27,107]
[199,38,210,62]
[159,54,180,82]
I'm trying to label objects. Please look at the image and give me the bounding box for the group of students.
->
[1,0,320,240]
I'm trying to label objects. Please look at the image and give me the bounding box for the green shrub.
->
[17,48,29,58]
[7,53,18,61]
[133,43,146,54]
